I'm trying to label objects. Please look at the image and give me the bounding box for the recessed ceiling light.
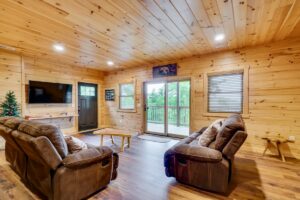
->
[214,34,225,42]
[53,43,65,52]
[107,60,114,66]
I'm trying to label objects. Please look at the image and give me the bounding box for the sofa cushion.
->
[198,119,223,147]
[64,136,88,154]
[18,120,68,158]
[215,114,245,151]
[4,118,23,129]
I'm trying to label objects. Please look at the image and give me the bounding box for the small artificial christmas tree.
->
[0,91,20,117]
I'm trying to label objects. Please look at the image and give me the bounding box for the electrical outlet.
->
[288,135,295,142]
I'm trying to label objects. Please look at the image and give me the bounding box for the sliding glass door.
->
[145,80,190,137]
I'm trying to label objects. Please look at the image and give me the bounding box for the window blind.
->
[208,73,243,113]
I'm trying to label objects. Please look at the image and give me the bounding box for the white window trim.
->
[203,67,249,118]
[118,81,136,113]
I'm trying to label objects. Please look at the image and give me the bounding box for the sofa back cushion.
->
[214,114,245,151]
[0,124,19,150]
[4,118,24,129]
[198,119,223,147]
[0,117,24,150]
[18,120,68,158]
[12,130,62,169]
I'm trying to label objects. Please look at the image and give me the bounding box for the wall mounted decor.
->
[153,63,177,78]
[105,89,115,101]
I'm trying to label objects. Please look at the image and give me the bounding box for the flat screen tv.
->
[28,81,72,104]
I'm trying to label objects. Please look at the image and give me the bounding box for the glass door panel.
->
[167,82,178,125]
[178,80,190,136]
[167,82,178,135]
[167,80,190,137]
[145,83,165,134]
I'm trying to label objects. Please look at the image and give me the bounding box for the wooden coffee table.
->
[93,128,132,152]
[262,135,293,162]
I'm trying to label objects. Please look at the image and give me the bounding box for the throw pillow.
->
[0,136,5,150]
[198,119,223,147]
[64,136,88,154]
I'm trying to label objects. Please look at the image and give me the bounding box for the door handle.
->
[144,104,148,111]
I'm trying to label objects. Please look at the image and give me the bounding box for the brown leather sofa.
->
[0,117,118,200]
[164,114,247,193]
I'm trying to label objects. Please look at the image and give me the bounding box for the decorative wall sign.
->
[153,63,177,78]
[105,89,115,101]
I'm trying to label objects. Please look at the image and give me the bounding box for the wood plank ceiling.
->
[0,0,300,71]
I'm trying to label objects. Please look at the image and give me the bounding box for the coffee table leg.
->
[263,140,270,156]
[110,135,115,144]
[100,135,104,146]
[127,136,131,148]
[276,142,285,162]
[121,136,125,152]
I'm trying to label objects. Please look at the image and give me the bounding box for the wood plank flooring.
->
[0,134,300,200]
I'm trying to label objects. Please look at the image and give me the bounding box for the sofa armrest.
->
[63,146,112,168]
[174,144,222,163]
[222,130,247,159]
[164,126,208,169]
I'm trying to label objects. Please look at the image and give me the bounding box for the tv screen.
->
[29,81,72,104]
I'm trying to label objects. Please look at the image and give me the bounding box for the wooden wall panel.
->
[23,57,104,134]
[0,50,104,134]
[0,51,22,104]
[103,38,300,159]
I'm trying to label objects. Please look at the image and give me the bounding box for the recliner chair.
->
[0,117,118,200]
[164,114,247,193]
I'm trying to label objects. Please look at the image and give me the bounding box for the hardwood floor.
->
[0,134,300,200]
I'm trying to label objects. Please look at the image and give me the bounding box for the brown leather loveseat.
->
[0,117,118,200]
[164,114,247,193]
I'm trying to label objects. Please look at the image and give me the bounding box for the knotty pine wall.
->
[0,50,104,134]
[0,51,22,103]
[103,38,300,159]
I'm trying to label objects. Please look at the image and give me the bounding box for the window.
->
[208,73,243,113]
[119,83,135,110]
[80,86,95,96]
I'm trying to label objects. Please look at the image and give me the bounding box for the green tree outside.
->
[147,81,190,126]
